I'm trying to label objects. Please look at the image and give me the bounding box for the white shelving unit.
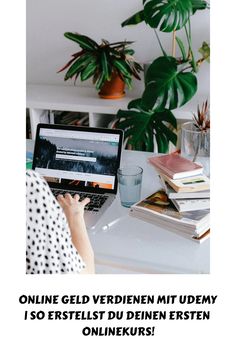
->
[27,83,207,140]
[27,83,142,139]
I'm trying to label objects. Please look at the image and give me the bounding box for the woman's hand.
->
[57,193,94,274]
[57,193,90,227]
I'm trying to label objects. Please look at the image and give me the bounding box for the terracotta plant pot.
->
[99,72,125,99]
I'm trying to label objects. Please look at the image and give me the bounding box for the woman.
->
[26,170,95,274]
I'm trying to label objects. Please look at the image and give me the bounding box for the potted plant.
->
[181,99,210,175]
[116,0,210,152]
[58,33,143,99]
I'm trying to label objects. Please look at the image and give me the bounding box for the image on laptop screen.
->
[33,125,123,193]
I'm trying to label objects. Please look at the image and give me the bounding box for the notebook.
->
[148,153,203,179]
[32,123,123,229]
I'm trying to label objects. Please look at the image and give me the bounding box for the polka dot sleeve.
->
[26,170,86,274]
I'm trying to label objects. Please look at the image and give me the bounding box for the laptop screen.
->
[33,124,123,194]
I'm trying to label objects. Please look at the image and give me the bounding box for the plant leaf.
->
[95,72,105,90]
[113,59,132,78]
[122,75,132,89]
[64,32,99,50]
[152,111,177,152]
[155,131,169,153]
[155,120,177,145]
[80,59,97,81]
[101,51,112,81]
[154,109,177,129]
[116,108,177,152]
[145,126,155,151]
[108,41,134,48]
[175,36,187,61]
[57,51,84,73]
[143,56,197,110]
[125,61,142,80]
[127,98,144,110]
[124,48,135,56]
[144,0,193,32]
[198,41,210,63]
[117,109,142,120]
[191,0,209,14]
[121,10,145,27]
[64,54,93,80]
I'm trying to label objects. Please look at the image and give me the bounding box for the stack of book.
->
[130,154,210,243]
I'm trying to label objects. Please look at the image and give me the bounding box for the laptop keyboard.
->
[52,189,108,212]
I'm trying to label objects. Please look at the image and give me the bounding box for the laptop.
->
[32,123,123,229]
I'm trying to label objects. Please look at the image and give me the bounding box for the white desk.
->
[27,140,210,274]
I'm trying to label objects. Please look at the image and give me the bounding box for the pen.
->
[102,216,127,231]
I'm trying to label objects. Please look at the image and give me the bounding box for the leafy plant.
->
[58,33,143,90]
[117,0,210,152]
[192,99,210,131]
[183,99,210,163]
[117,98,177,151]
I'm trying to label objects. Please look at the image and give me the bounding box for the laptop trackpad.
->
[84,195,115,229]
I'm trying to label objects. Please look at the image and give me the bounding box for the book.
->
[148,153,203,179]
[159,177,210,199]
[129,189,210,243]
[53,110,89,126]
[26,151,33,169]
[160,173,210,193]
[171,198,210,212]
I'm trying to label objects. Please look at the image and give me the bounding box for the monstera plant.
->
[117,0,210,152]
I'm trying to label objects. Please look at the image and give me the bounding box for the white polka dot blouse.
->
[26,170,86,274]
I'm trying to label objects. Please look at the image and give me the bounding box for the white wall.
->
[26,0,210,94]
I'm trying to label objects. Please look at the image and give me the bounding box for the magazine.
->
[129,190,210,242]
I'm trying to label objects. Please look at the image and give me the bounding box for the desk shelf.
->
[27,83,207,141]
[27,83,142,139]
